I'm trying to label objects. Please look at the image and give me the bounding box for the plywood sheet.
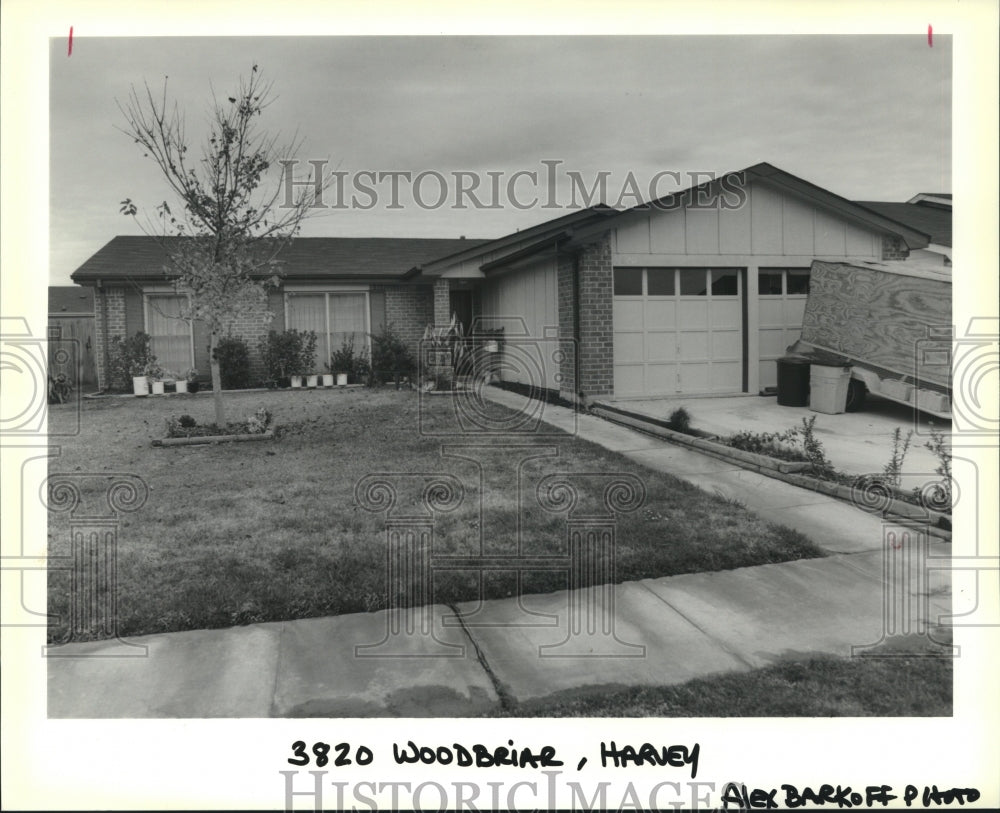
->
[800,260,951,388]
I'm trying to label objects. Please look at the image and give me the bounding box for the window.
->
[286,292,369,370]
[613,268,643,296]
[646,268,675,296]
[710,269,739,296]
[758,268,810,296]
[145,294,192,375]
[679,269,708,296]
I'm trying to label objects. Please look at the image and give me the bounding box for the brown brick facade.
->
[94,287,126,390]
[383,284,434,359]
[575,234,614,398]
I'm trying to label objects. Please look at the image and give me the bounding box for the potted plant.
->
[184,368,200,394]
[321,372,334,387]
[147,363,166,395]
[292,330,318,390]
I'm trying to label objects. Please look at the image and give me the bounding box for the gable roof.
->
[49,285,95,313]
[71,235,491,283]
[853,201,952,247]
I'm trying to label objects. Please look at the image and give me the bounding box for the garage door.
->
[757,268,810,390]
[613,267,744,396]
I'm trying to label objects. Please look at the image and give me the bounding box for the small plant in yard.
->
[109,331,157,390]
[726,427,803,462]
[881,427,914,488]
[790,415,835,478]
[919,428,953,512]
[260,329,317,383]
[667,407,692,434]
[369,323,416,384]
[47,373,73,404]
[329,335,371,384]
[213,336,253,390]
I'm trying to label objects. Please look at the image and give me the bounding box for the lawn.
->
[494,636,953,717]
[46,387,823,643]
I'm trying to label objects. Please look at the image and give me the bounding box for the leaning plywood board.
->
[800,260,951,390]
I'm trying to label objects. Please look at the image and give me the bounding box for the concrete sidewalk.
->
[47,388,951,717]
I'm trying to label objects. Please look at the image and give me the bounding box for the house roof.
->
[853,201,952,247]
[70,235,491,283]
[48,285,94,313]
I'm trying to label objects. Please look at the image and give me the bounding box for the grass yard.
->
[496,636,953,717]
[47,387,822,643]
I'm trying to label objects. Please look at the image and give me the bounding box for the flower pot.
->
[175,380,188,394]
[484,340,499,353]
[132,376,149,396]
[151,380,165,395]
[291,375,303,388]
[322,374,334,387]
[336,373,348,387]
[306,374,319,388]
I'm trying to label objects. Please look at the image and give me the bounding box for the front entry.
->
[612,267,745,397]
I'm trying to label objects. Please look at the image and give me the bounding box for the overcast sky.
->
[49,35,951,285]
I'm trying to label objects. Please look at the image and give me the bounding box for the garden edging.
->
[152,427,277,447]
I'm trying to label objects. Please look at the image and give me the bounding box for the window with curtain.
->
[145,294,192,376]
[287,292,369,370]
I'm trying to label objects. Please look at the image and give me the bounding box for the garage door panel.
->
[711,361,742,389]
[679,331,710,360]
[613,332,644,364]
[758,299,786,327]
[646,364,677,392]
[645,333,677,362]
[759,328,788,358]
[613,364,644,396]
[711,330,742,358]
[644,299,676,327]
[679,363,710,392]
[712,300,742,327]
[678,301,708,328]
[614,299,644,325]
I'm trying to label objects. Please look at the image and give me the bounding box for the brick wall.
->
[576,234,614,398]
[432,279,451,327]
[94,287,125,390]
[556,252,578,399]
[881,235,910,261]
[383,284,434,359]
[217,303,276,382]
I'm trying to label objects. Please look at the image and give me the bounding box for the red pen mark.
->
[927,24,933,47]
[68,26,73,56]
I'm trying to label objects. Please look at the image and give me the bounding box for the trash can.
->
[809,364,852,414]
[776,357,810,406]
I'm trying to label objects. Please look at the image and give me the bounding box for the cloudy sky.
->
[49,35,951,284]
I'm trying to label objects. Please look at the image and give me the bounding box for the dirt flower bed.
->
[165,407,273,438]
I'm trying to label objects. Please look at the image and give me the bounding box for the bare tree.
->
[118,65,326,424]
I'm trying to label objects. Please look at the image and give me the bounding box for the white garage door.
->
[757,268,810,390]
[480,260,560,390]
[613,267,744,396]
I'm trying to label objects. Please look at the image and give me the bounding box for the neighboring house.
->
[71,162,938,400]
[854,193,952,266]
[48,285,98,389]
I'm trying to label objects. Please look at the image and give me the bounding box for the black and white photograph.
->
[2,2,998,810]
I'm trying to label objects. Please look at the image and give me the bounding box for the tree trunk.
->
[209,331,226,425]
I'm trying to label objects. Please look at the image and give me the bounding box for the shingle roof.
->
[48,285,94,313]
[853,201,952,247]
[70,235,491,283]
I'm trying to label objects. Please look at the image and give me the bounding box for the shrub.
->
[109,332,156,391]
[213,336,253,390]
[369,323,415,384]
[260,329,318,381]
[329,335,372,384]
[667,407,692,434]
[48,373,73,404]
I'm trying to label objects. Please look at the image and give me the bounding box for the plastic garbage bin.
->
[776,357,810,406]
[809,364,852,414]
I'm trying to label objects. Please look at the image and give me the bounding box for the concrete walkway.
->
[47,389,951,717]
